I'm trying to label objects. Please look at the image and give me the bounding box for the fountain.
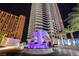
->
[25,29,53,55]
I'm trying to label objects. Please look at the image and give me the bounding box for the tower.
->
[0,10,25,41]
[27,3,64,44]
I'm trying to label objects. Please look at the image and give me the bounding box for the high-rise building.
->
[27,3,64,44]
[0,10,25,41]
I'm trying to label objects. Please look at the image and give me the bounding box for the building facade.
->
[0,10,25,41]
[27,3,64,44]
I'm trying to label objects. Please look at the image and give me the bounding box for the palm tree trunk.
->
[64,34,67,39]
[61,36,64,45]
[70,32,74,40]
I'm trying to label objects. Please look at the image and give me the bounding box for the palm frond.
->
[72,7,79,12]
[68,12,79,16]
[64,4,79,34]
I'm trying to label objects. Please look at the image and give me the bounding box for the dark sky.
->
[0,3,77,41]
[58,3,76,27]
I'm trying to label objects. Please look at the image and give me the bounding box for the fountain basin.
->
[25,29,53,55]
[24,48,53,55]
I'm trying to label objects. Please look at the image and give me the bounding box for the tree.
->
[64,4,79,39]
[55,31,64,39]
[55,31,65,45]
[64,23,79,40]
[0,32,4,43]
[64,4,79,22]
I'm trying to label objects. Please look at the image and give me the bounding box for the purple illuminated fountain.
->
[27,29,51,49]
[24,29,53,55]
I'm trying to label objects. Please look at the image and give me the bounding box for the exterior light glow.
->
[27,29,51,48]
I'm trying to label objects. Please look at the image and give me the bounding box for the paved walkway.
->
[54,45,79,56]
[5,46,79,56]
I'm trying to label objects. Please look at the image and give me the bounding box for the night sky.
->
[0,3,77,41]
[58,3,76,27]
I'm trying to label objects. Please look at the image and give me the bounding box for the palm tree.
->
[64,4,79,22]
[55,31,65,45]
[0,32,4,43]
[64,24,79,40]
[64,4,79,40]
[65,13,79,39]
[55,31,64,39]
